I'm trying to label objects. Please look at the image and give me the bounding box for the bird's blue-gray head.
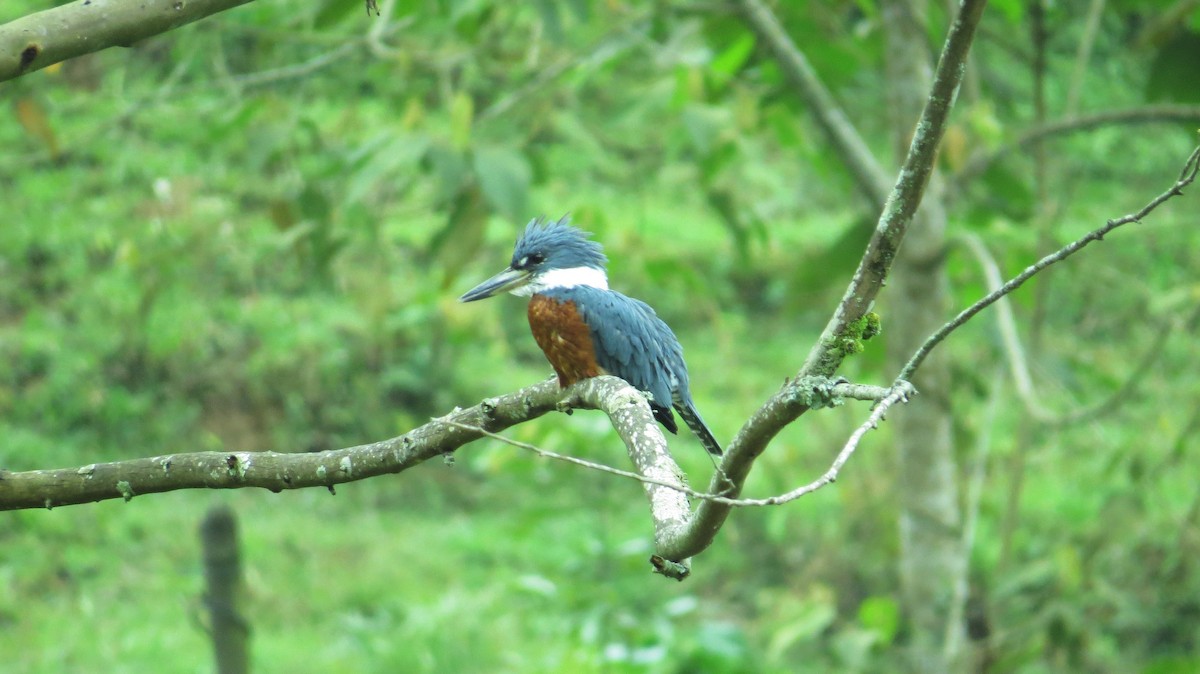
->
[459,216,609,302]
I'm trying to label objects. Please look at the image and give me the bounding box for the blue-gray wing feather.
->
[557,287,722,455]
[570,288,685,428]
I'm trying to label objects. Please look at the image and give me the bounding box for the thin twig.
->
[477,18,648,123]
[958,106,1200,184]
[444,420,743,504]
[738,0,891,206]
[901,144,1200,382]
[958,233,1042,412]
[231,41,362,88]
[1065,0,1105,116]
[959,232,1197,427]
[449,382,913,508]
[752,382,915,505]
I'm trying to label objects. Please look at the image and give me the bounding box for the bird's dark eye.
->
[528,253,546,265]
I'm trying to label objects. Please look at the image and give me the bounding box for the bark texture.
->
[0,0,256,83]
[881,0,966,670]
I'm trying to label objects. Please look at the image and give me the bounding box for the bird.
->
[459,216,723,456]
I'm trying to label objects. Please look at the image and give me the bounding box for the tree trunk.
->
[881,1,967,671]
[200,505,250,674]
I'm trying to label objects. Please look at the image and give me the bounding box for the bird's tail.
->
[676,401,723,456]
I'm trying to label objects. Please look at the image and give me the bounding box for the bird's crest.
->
[513,216,608,272]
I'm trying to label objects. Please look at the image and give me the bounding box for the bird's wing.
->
[574,288,683,427]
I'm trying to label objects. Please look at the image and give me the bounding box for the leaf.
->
[1142,656,1200,674]
[765,103,805,149]
[532,0,564,41]
[673,65,706,107]
[941,124,969,173]
[268,199,297,231]
[313,0,361,28]
[344,134,431,206]
[472,146,531,223]
[298,185,332,222]
[688,621,753,668]
[1146,31,1200,103]
[857,595,901,644]
[449,90,474,151]
[766,597,836,661]
[708,32,756,90]
[988,0,1024,24]
[975,160,1034,221]
[1054,544,1083,592]
[791,214,874,296]
[426,143,470,206]
[429,183,488,288]
[833,627,880,670]
[15,97,60,158]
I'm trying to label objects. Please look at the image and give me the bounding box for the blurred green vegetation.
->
[2,0,1199,672]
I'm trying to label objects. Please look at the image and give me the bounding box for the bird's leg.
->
[549,374,575,416]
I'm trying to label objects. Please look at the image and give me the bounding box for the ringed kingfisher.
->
[459,216,723,457]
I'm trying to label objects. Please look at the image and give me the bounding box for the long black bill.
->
[458,267,531,302]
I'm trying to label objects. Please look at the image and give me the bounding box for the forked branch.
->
[660,0,990,562]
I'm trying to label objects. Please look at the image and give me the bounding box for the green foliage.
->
[1146,31,1200,103]
[2,0,1199,672]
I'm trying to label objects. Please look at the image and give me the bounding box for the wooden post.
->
[199,505,249,674]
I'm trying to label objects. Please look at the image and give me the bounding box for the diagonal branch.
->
[738,0,892,206]
[900,144,1200,383]
[957,105,1200,185]
[0,0,258,83]
[958,232,1200,427]
[661,0,989,562]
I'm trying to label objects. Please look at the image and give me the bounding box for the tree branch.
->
[0,376,719,514]
[957,105,1200,185]
[0,0,257,83]
[0,378,571,510]
[943,366,1002,661]
[456,382,896,509]
[662,0,988,562]
[453,382,903,578]
[737,0,891,206]
[958,232,1199,427]
[900,144,1200,382]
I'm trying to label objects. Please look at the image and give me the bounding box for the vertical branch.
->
[1027,0,1053,354]
[1065,0,1105,116]
[797,0,990,377]
[880,0,965,668]
[1003,0,1049,573]
[944,369,1002,662]
[200,505,249,674]
[670,0,991,563]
